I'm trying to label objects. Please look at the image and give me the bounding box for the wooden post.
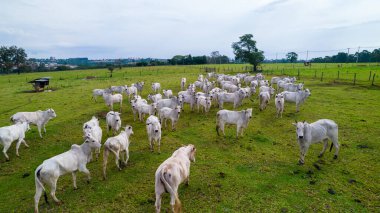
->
[297,69,300,79]
[314,70,317,78]
[369,71,372,81]
[338,70,340,79]
[354,73,357,85]
[321,72,324,81]
[372,73,376,85]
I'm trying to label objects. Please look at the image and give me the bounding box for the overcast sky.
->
[1,0,380,59]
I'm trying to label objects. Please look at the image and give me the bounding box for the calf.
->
[125,85,138,99]
[11,108,56,138]
[157,97,179,110]
[83,116,102,160]
[216,90,246,109]
[34,135,100,213]
[106,111,121,135]
[179,94,196,111]
[148,93,163,103]
[216,108,252,138]
[181,78,186,91]
[103,125,134,179]
[135,81,144,93]
[259,91,271,111]
[159,106,181,131]
[155,144,196,213]
[197,96,212,113]
[275,94,285,118]
[0,122,30,161]
[163,89,173,98]
[92,89,108,102]
[130,98,148,121]
[293,119,339,164]
[146,115,162,153]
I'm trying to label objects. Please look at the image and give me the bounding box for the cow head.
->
[124,125,134,136]
[293,121,308,139]
[84,134,101,148]
[187,144,196,162]
[47,108,57,118]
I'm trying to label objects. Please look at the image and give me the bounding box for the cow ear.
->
[128,126,132,129]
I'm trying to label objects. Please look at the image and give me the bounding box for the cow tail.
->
[160,167,181,212]
[103,145,110,180]
[329,142,334,152]
[35,165,48,204]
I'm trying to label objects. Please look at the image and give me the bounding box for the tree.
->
[108,65,115,77]
[0,46,27,74]
[210,51,221,64]
[286,52,298,63]
[232,34,264,72]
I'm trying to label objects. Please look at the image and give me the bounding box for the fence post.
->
[314,70,317,78]
[321,72,324,81]
[372,73,376,85]
[297,69,300,79]
[338,70,340,79]
[369,71,372,81]
[354,73,357,85]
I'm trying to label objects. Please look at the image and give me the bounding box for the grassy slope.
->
[0,64,379,212]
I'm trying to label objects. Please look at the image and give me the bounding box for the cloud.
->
[0,0,379,59]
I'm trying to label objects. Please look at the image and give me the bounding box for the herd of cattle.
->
[0,72,340,213]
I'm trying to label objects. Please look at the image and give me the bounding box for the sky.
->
[1,0,380,59]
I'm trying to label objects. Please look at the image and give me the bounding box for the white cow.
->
[259,91,271,111]
[222,83,240,93]
[293,119,339,164]
[135,81,145,93]
[130,98,148,121]
[158,106,181,130]
[102,125,134,179]
[152,83,161,93]
[275,94,285,118]
[106,111,121,135]
[282,89,311,112]
[163,89,173,98]
[125,85,138,99]
[92,89,110,102]
[110,86,126,94]
[197,96,212,113]
[216,108,252,138]
[181,78,186,90]
[157,97,179,110]
[0,122,30,161]
[83,116,102,160]
[216,89,246,109]
[283,83,304,92]
[155,144,196,213]
[34,135,101,213]
[11,108,57,138]
[146,115,162,153]
[103,93,123,112]
[179,94,197,111]
[137,102,157,121]
[198,74,204,82]
[148,93,163,103]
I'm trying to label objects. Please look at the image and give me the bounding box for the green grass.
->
[0,64,379,212]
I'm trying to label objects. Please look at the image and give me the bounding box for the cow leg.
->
[37,125,43,138]
[114,151,121,170]
[43,124,47,133]
[72,172,77,190]
[299,144,309,165]
[34,183,43,213]
[79,165,91,183]
[220,123,225,136]
[124,149,129,165]
[332,136,340,159]
[150,139,154,152]
[49,178,61,204]
[172,120,176,131]
[16,139,23,156]
[236,126,240,138]
[22,139,29,147]
[318,139,329,158]
[158,138,161,154]
[3,142,11,161]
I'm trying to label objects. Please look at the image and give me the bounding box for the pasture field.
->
[0,64,379,212]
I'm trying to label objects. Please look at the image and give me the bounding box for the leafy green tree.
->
[232,34,264,72]
[286,52,298,63]
[108,64,115,77]
[0,46,27,74]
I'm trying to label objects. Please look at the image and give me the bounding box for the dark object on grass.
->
[309,180,316,185]
[219,172,226,178]
[357,144,369,149]
[22,172,30,178]
[313,163,321,170]
[328,188,336,195]
[349,179,357,184]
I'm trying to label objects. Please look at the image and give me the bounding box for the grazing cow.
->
[135,81,145,93]
[259,91,271,111]
[92,89,110,102]
[159,106,181,131]
[11,108,57,138]
[259,80,269,87]
[270,77,282,85]
[103,93,123,112]
[130,98,148,121]
[293,119,339,165]
[34,135,100,213]
[181,78,186,91]
[282,89,311,112]
[275,94,285,118]
[148,93,163,103]
[197,96,212,113]
[250,80,258,88]
[216,89,246,109]
[137,102,157,121]
[216,108,252,138]
[110,86,126,94]
[194,80,204,89]
[222,83,240,93]
[103,125,134,179]
[83,116,102,160]
[125,85,138,99]
[163,89,173,98]
[157,97,179,110]
[244,76,257,85]
[106,111,121,135]
[152,83,161,93]
[259,86,275,95]
[155,144,196,213]
[146,115,162,153]
[0,122,30,161]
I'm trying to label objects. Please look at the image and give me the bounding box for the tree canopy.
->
[0,46,27,74]
[232,34,264,72]
[286,52,298,63]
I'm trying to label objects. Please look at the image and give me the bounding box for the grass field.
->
[0,63,379,212]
